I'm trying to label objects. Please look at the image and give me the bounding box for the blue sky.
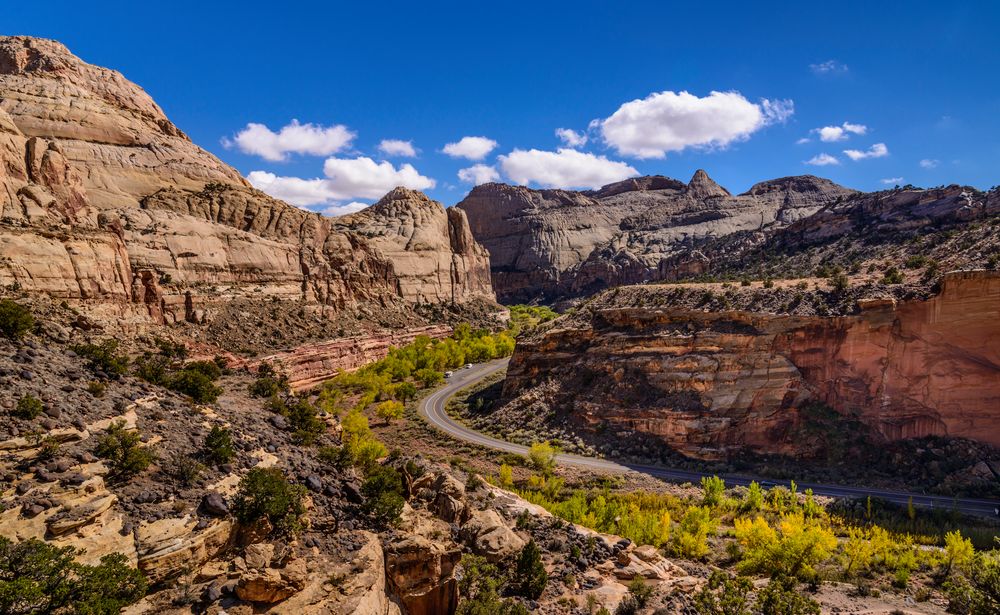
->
[7,1,1000,213]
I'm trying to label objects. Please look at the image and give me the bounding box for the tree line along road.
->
[418,359,1000,519]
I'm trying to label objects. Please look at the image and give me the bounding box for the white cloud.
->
[320,202,369,217]
[457,164,500,185]
[378,139,417,157]
[810,60,849,74]
[919,158,940,169]
[498,148,638,189]
[555,128,588,148]
[843,143,889,161]
[224,120,355,161]
[597,90,792,159]
[246,171,336,206]
[881,177,904,185]
[805,153,840,166]
[796,137,812,145]
[814,121,868,142]
[321,157,436,199]
[442,136,497,160]
[247,157,435,206]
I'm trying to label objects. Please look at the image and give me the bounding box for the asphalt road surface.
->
[420,359,1000,519]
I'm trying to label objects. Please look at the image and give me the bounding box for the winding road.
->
[419,359,1000,519]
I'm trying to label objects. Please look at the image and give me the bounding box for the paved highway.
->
[420,359,1000,519]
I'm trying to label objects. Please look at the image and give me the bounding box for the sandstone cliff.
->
[0,36,493,328]
[456,171,854,302]
[502,271,1000,460]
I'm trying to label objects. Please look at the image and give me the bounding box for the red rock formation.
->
[503,271,1000,459]
[251,325,452,390]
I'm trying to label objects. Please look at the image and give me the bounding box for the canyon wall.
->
[503,271,1000,459]
[0,36,493,327]
[457,172,853,302]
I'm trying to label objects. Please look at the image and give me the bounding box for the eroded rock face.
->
[457,171,854,302]
[503,271,1000,459]
[0,36,494,324]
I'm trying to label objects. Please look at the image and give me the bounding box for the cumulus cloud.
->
[814,122,867,142]
[378,139,417,157]
[246,157,435,207]
[805,153,840,166]
[498,148,638,189]
[555,128,588,148]
[224,120,355,161]
[321,157,436,199]
[457,164,500,185]
[810,60,849,74]
[442,136,497,160]
[597,90,793,159]
[919,158,940,169]
[843,143,889,161]
[881,177,904,185]
[320,202,369,217]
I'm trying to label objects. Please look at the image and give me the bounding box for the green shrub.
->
[0,299,34,340]
[456,554,529,615]
[86,380,106,398]
[0,536,147,614]
[72,340,129,375]
[13,394,43,419]
[882,266,905,285]
[133,354,169,385]
[95,420,154,479]
[166,369,222,403]
[947,550,1000,614]
[361,465,405,528]
[671,506,715,559]
[528,441,558,475]
[249,364,289,398]
[626,575,654,607]
[511,540,547,599]
[693,570,752,615]
[231,467,307,536]
[203,425,235,464]
[701,475,725,507]
[182,360,221,381]
[755,574,820,614]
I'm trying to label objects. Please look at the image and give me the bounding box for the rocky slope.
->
[501,271,1000,463]
[0,36,494,331]
[456,171,854,302]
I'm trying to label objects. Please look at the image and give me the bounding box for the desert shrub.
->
[946,550,1000,614]
[182,360,221,381]
[166,369,222,403]
[671,506,715,559]
[944,529,975,573]
[830,272,850,293]
[285,397,325,445]
[203,425,235,464]
[755,574,820,614]
[701,475,725,507]
[0,299,34,340]
[693,570,753,615]
[882,266,905,284]
[626,575,654,607]
[94,420,154,479]
[0,536,147,615]
[169,453,204,487]
[614,596,639,615]
[153,337,187,359]
[13,394,43,419]
[133,354,169,385]
[733,513,837,579]
[742,481,764,513]
[528,441,558,475]
[86,380,106,398]
[511,540,547,599]
[392,381,418,402]
[249,364,289,398]
[361,465,405,528]
[375,400,404,424]
[72,339,129,375]
[456,554,529,615]
[498,463,514,488]
[231,467,306,536]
